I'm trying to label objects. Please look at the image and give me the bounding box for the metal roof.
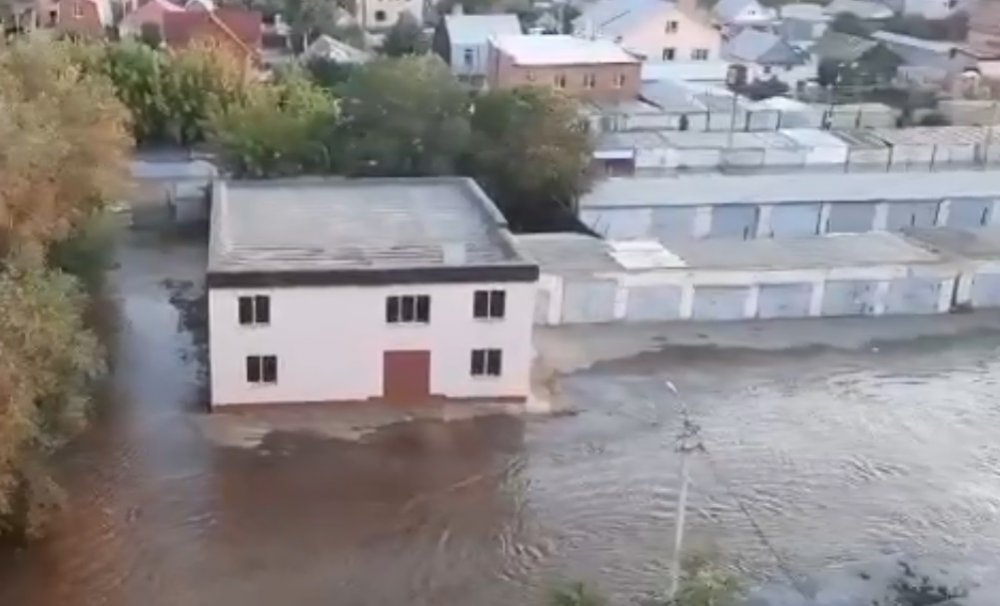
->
[489,34,638,65]
[580,170,1000,208]
[444,14,521,45]
[515,233,622,276]
[724,28,808,65]
[572,0,672,39]
[209,177,532,275]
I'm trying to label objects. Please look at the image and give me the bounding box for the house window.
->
[662,47,676,60]
[73,0,84,17]
[374,9,386,21]
[463,48,474,66]
[473,290,506,319]
[665,20,678,33]
[470,349,503,377]
[691,48,709,60]
[583,73,597,88]
[238,295,270,325]
[614,73,626,88]
[554,74,567,88]
[386,295,431,324]
[246,355,278,384]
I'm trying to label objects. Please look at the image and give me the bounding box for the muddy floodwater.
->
[2,233,1000,605]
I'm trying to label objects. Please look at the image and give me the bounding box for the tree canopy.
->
[336,55,471,176]
[380,11,425,57]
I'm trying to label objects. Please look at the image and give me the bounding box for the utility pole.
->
[664,380,705,602]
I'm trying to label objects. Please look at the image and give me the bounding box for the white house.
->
[713,0,776,27]
[573,0,721,62]
[207,178,538,409]
[435,13,522,83]
[354,0,423,31]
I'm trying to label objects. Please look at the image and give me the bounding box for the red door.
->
[382,351,431,404]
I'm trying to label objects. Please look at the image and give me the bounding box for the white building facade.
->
[207,178,539,408]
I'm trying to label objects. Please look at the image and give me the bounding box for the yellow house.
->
[572,0,722,63]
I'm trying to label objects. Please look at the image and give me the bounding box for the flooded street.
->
[2,233,1000,605]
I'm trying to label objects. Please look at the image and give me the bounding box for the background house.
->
[777,3,831,43]
[713,0,776,28]
[824,0,895,20]
[572,0,721,62]
[353,0,423,31]
[120,0,183,38]
[206,178,538,408]
[487,35,642,102]
[433,12,522,84]
[162,7,262,64]
[302,34,371,64]
[56,0,111,37]
[967,0,1000,66]
[724,27,811,69]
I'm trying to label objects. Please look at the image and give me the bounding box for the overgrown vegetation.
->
[0,38,131,541]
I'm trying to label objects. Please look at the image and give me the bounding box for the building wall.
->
[581,197,1000,240]
[357,0,423,30]
[56,0,104,37]
[449,41,489,78]
[536,265,971,325]
[487,45,641,102]
[617,5,721,62]
[208,281,535,406]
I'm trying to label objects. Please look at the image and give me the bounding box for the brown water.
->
[2,233,1000,605]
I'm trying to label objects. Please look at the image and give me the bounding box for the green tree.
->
[336,55,470,176]
[468,87,592,230]
[304,55,359,89]
[380,11,425,57]
[547,582,607,606]
[209,68,339,177]
[100,42,172,143]
[673,554,742,606]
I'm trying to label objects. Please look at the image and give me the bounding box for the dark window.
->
[238,295,270,325]
[375,9,386,21]
[386,295,431,324]
[246,355,278,383]
[386,296,400,323]
[470,349,502,376]
[416,295,430,322]
[486,349,502,376]
[473,290,506,319]
[470,349,485,376]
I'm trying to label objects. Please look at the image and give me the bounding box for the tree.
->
[380,11,425,57]
[468,87,592,230]
[883,12,969,41]
[0,38,131,260]
[209,68,339,177]
[336,55,471,176]
[139,22,163,48]
[305,55,360,89]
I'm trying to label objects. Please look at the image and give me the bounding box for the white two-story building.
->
[207,178,539,409]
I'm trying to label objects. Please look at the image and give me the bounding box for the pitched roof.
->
[725,28,809,65]
[713,0,773,23]
[871,29,958,53]
[812,29,878,61]
[444,14,521,45]
[823,0,894,19]
[304,34,371,63]
[489,35,638,65]
[573,0,672,38]
[121,0,184,32]
[779,2,830,20]
[162,7,262,50]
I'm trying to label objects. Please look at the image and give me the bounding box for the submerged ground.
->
[1,232,999,605]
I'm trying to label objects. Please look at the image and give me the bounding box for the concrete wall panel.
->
[709,205,759,239]
[651,206,698,240]
[692,286,750,320]
[580,208,653,239]
[884,277,942,315]
[826,202,877,233]
[624,285,684,321]
[821,280,879,316]
[757,283,813,318]
[885,200,940,231]
[768,203,821,238]
[971,273,1000,307]
[562,279,618,324]
[947,197,995,228]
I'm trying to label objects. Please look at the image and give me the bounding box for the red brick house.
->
[162,7,262,65]
[56,0,111,37]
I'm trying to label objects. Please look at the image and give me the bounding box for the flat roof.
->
[580,170,1000,208]
[596,130,669,151]
[905,227,1000,261]
[490,34,638,66]
[516,233,622,276]
[659,232,940,270]
[208,177,538,287]
[870,126,997,146]
[780,128,850,148]
[660,130,802,150]
[444,14,521,45]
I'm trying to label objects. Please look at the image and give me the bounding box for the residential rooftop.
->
[519,232,953,274]
[489,34,638,65]
[580,170,1000,208]
[208,177,537,286]
[444,14,522,45]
